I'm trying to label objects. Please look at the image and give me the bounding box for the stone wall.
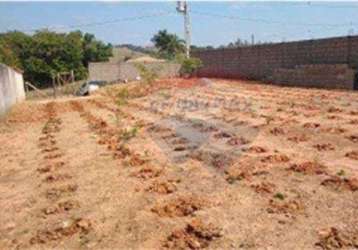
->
[193,35,358,89]
[0,64,25,117]
[88,62,180,82]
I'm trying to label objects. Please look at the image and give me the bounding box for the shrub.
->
[116,87,129,106]
[135,63,158,86]
[178,56,203,76]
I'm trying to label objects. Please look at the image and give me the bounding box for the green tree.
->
[151,30,185,59]
[175,53,202,76]
[82,33,112,67]
[0,30,112,88]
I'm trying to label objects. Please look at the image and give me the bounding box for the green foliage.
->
[135,63,158,86]
[177,55,203,76]
[273,192,285,200]
[116,87,129,106]
[120,126,138,142]
[0,30,112,88]
[151,30,185,59]
[337,169,345,176]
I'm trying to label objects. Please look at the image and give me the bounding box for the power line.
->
[21,11,175,33]
[190,10,358,28]
[295,2,358,9]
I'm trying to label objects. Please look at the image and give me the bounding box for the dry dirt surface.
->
[0,78,357,249]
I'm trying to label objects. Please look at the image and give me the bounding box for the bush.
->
[135,63,158,85]
[178,56,203,76]
[116,87,129,106]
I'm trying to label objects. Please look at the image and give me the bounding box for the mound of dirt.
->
[225,167,251,184]
[270,127,286,136]
[44,173,72,183]
[43,200,80,215]
[30,218,91,244]
[242,146,267,154]
[261,154,290,163]
[327,107,343,113]
[45,184,78,200]
[321,127,347,134]
[313,143,335,151]
[251,182,276,195]
[267,199,304,216]
[151,196,207,217]
[191,150,233,171]
[226,137,250,146]
[321,176,358,192]
[287,134,309,143]
[288,161,327,175]
[131,166,163,180]
[345,151,358,160]
[303,122,320,129]
[316,227,358,249]
[347,135,358,143]
[164,218,222,249]
[37,161,65,173]
[145,180,178,194]
[127,153,148,167]
[213,131,233,139]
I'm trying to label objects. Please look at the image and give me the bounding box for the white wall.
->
[0,64,25,117]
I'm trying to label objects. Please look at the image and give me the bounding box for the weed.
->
[116,88,129,107]
[159,90,171,99]
[337,169,345,176]
[120,126,138,142]
[135,63,158,86]
[273,192,285,200]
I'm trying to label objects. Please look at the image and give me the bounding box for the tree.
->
[0,30,112,88]
[151,30,185,59]
[82,32,112,67]
[226,38,250,48]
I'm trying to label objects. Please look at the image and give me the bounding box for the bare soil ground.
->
[0,78,357,249]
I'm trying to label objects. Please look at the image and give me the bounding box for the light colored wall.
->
[0,64,25,117]
[88,62,121,82]
[88,62,180,83]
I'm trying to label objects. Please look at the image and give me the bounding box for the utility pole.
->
[251,34,255,45]
[177,1,191,58]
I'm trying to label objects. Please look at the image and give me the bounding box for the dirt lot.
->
[0,78,357,249]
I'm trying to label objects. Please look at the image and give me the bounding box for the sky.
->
[0,1,357,47]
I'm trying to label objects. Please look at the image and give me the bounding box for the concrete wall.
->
[0,64,25,117]
[88,62,180,82]
[193,35,358,89]
[88,62,121,82]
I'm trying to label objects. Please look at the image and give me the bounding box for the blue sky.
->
[0,1,357,47]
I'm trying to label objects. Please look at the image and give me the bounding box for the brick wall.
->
[193,35,358,89]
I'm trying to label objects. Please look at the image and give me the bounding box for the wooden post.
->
[25,81,29,93]
[52,75,57,98]
[57,73,61,87]
[24,82,48,97]
[71,70,74,83]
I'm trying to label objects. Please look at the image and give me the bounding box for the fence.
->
[193,35,358,90]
